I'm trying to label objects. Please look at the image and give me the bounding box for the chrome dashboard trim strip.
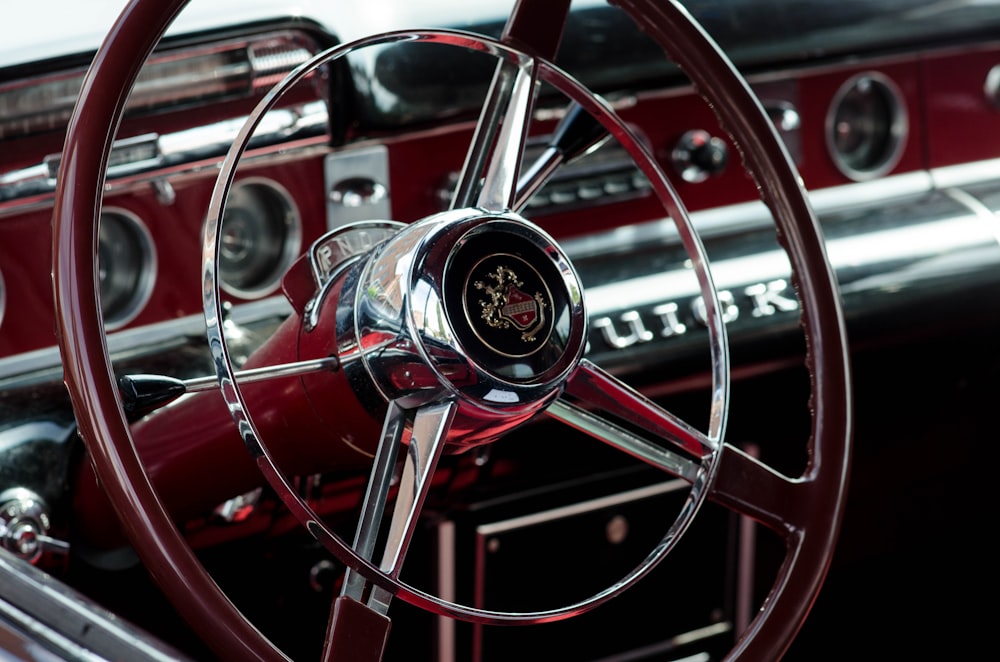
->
[559,170,936,260]
[941,186,1000,229]
[0,100,329,207]
[574,177,1000,369]
[3,161,1000,384]
[0,548,191,661]
[930,157,1000,189]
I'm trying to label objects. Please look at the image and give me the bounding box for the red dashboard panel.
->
[2,42,999,359]
[0,148,330,358]
[923,43,1000,168]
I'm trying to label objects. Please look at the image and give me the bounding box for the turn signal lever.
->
[516,101,610,209]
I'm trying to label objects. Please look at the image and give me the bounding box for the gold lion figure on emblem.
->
[475,265,547,343]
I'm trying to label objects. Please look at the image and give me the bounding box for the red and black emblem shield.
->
[461,253,555,358]
[500,284,538,329]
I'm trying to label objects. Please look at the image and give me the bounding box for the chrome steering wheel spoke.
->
[341,401,409,606]
[452,55,539,212]
[547,398,701,483]
[450,0,570,212]
[561,359,719,459]
[347,400,458,614]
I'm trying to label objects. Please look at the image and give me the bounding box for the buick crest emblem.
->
[475,265,548,342]
[458,251,557,361]
[453,242,565,369]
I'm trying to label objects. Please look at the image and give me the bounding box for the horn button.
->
[449,233,567,380]
[347,210,586,414]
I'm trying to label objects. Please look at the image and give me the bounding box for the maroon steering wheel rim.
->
[52,2,283,659]
[615,2,853,659]
[52,1,851,660]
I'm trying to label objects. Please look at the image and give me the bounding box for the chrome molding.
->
[560,170,936,261]
[4,161,1000,384]
[325,145,393,231]
[0,549,191,661]
[930,156,1000,189]
[0,30,319,141]
[0,100,329,206]
[577,178,1000,370]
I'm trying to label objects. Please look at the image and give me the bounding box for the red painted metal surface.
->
[0,210,56,356]
[0,151,329,357]
[11,39,999,360]
[922,43,1000,168]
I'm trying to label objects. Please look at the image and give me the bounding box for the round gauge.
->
[99,208,156,330]
[219,178,302,299]
[826,72,907,181]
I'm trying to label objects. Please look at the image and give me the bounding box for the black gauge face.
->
[833,82,890,167]
[219,179,300,298]
[828,74,906,180]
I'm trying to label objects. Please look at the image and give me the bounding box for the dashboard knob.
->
[671,129,729,183]
[0,489,68,564]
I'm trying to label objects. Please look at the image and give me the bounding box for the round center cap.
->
[445,225,576,383]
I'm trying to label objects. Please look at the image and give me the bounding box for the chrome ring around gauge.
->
[218,177,302,299]
[341,208,587,414]
[98,207,156,330]
[826,71,908,181]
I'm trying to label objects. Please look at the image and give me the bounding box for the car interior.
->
[0,0,997,660]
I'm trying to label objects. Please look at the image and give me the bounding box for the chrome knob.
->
[671,129,729,183]
[0,488,67,564]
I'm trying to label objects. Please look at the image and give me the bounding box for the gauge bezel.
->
[218,177,303,300]
[99,207,157,331]
[825,71,908,182]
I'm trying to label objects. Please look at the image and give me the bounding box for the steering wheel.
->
[53,0,852,660]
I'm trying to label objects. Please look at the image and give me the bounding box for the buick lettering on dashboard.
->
[590,278,798,350]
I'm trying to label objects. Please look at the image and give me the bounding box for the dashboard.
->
[3,8,1000,375]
